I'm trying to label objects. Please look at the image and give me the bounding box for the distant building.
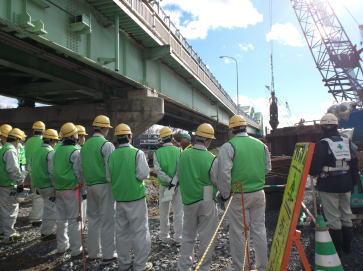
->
[238,105,263,129]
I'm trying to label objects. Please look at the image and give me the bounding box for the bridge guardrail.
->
[121,0,260,128]
[122,1,236,109]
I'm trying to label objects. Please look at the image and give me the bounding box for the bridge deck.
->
[0,0,262,134]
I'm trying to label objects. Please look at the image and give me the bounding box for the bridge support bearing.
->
[0,89,164,139]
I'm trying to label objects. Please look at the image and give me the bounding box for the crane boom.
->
[291,0,363,106]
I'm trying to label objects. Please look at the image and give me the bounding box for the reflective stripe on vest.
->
[184,144,192,151]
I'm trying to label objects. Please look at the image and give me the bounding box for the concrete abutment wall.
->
[0,90,164,139]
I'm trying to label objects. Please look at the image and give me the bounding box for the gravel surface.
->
[1,184,362,271]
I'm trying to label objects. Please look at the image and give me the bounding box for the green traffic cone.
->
[315,215,344,271]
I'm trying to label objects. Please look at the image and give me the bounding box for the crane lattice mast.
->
[291,0,363,106]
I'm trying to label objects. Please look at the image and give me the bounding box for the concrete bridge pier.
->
[0,89,164,140]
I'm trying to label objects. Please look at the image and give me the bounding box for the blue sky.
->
[161,0,363,128]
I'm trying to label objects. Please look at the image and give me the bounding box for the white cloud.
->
[266,22,305,47]
[0,96,17,109]
[238,43,254,52]
[161,0,263,39]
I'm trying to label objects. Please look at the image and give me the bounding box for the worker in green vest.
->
[217,115,271,271]
[0,124,13,239]
[176,123,219,271]
[80,115,116,265]
[0,128,25,244]
[26,121,46,227]
[31,129,59,241]
[53,122,83,257]
[179,133,192,150]
[25,121,45,166]
[75,125,88,229]
[153,127,183,247]
[76,125,88,147]
[109,123,153,271]
[0,124,12,147]
[54,131,62,151]
[18,130,27,172]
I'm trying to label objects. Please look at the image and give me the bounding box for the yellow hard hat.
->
[43,129,59,140]
[60,122,78,138]
[8,128,24,140]
[159,127,172,138]
[229,115,247,128]
[0,124,13,137]
[76,125,88,136]
[32,121,46,131]
[20,130,27,141]
[92,115,112,128]
[195,123,215,139]
[320,113,338,125]
[114,123,132,136]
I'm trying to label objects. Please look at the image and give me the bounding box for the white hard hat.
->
[320,113,338,126]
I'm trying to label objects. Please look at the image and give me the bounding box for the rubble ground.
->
[0,183,362,271]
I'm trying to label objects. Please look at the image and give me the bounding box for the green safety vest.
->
[53,144,79,190]
[155,145,181,186]
[81,136,108,185]
[0,144,17,186]
[18,144,26,166]
[31,145,53,188]
[229,136,265,193]
[109,146,145,202]
[54,142,61,151]
[178,148,216,205]
[25,136,42,167]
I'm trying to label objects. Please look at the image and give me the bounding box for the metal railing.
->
[122,0,239,113]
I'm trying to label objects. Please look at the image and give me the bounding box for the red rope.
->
[240,184,252,271]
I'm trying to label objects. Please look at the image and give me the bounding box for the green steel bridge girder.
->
[0,0,262,134]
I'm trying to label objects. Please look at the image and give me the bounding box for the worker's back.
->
[155,145,181,186]
[25,136,42,167]
[109,145,145,202]
[81,136,108,185]
[53,145,78,190]
[178,147,216,205]
[229,136,265,193]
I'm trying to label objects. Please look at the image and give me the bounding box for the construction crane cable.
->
[269,0,275,92]
[268,0,279,130]
[344,6,360,26]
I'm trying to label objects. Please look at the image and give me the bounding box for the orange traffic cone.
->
[315,215,344,271]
